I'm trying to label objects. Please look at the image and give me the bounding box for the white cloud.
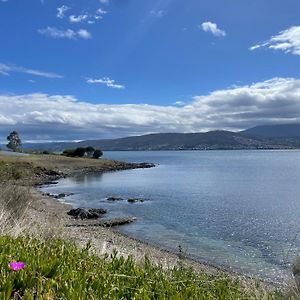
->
[2,77,300,141]
[77,29,92,39]
[38,27,92,40]
[99,0,109,4]
[201,21,226,37]
[97,8,107,15]
[69,14,88,23]
[87,77,125,89]
[173,101,186,106]
[150,10,165,18]
[0,63,62,78]
[250,26,300,56]
[56,5,70,19]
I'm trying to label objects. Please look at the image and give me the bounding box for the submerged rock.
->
[66,216,137,227]
[127,198,144,203]
[107,196,124,201]
[135,162,155,169]
[99,217,137,227]
[43,192,74,199]
[67,208,107,219]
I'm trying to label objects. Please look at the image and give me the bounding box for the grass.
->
[0,236,288,300]
[0,181,31,237]
[0,154,142,186]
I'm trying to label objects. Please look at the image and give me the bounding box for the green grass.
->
[0,236,287,300]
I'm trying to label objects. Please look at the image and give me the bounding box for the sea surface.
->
[41,150,300,282]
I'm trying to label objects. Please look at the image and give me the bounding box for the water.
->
[41,150,300,282]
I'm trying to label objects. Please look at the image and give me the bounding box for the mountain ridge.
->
[18,123,300,151]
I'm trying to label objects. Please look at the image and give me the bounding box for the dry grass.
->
[0,183,32,236]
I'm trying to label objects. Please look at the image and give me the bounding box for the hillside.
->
[242,124,300,148]
[242,123,300,138]
[74,131,280,150]
[19,123,300,151]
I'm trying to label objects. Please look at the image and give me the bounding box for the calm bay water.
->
[41,150,300,282]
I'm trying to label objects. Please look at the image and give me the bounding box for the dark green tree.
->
[7,131,22,152]
[85,146,95,158]
[92,149,103,159]
[74,147,86,157]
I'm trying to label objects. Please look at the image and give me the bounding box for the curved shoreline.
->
[0,153,287,290]
[28,187,285,291]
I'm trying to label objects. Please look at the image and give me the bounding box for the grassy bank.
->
[0,154,153,185]
[0,236,287,300]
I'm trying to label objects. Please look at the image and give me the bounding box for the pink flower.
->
[8,261,26,271]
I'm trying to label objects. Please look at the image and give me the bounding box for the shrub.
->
[62,149,76,157]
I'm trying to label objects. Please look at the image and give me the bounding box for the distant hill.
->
[242,123,300,148]
[21,123,300,152]
[242,123,300,138]
[71,131,277,151]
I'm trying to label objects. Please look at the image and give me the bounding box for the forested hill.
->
[20,123,300,151]
[73,131,281,150]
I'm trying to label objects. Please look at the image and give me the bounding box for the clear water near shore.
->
[41,150,300,282]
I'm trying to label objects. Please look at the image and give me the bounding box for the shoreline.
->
[29,187,286,290]
[31,186,285,290]
[0,153,288,290]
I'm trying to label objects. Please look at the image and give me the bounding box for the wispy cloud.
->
[201,21,226,37]
[150,10,166,18]
[87,77,125,89]
[99,0,109,4]
[0,63,62,78]
[250,26,300,56]
[173,101,186,106]
[56,5,70,19]
[38,27,92,40]
[69,14,88,23]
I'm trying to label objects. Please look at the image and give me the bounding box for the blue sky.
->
[1,0,300,142]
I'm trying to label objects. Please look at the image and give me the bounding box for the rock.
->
[107,196,124,201]
[135,162,155,169]
[66,216,137,227]
[57,192,74,198]
[127,198,144,203]
[99,217,137,227]
[67,208,107,219]
[43,192,74,199]
[45,170,61,176]
[35,181,58,187]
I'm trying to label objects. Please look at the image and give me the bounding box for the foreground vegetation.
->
[0,236,288,300]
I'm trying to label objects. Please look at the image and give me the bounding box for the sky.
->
[1,0,300,142]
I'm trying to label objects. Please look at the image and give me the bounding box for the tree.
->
[85,146,95,158]
[7,131,22,152]
[74,147,86,157]
[93,149,103,159]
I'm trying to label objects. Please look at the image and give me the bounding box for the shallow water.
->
[41,150,300,282]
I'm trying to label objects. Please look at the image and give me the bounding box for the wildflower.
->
[8,261,25,271]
